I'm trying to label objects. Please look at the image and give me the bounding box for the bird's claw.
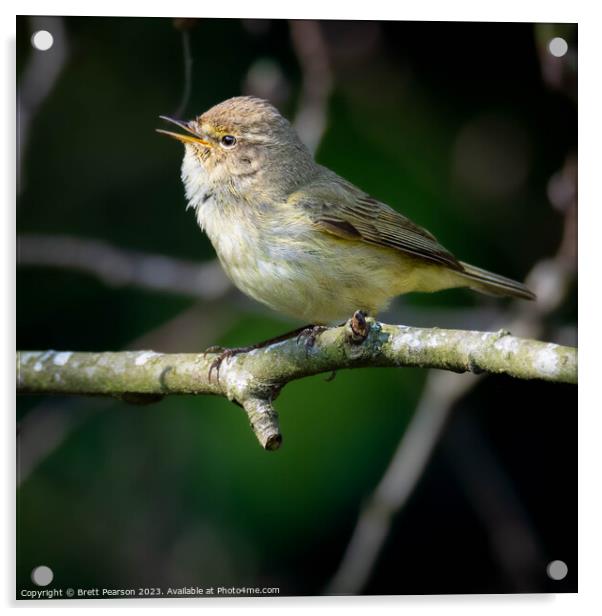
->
[207,346,252,384]
[204,345,226,356]
[296,325,327,350]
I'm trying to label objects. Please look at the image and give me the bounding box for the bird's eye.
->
[220,135,237,148]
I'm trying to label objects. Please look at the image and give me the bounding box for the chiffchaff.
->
[158,96,534,327]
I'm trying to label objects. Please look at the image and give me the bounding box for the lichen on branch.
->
[16,318,577,450]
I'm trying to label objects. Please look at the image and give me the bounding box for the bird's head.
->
[158,96,315,196]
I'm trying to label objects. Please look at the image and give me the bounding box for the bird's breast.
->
[190,191,415,323]
[199,202,301,296]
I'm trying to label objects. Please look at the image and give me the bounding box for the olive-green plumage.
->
[159,96,534,324]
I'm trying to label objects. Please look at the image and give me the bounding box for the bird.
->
[158,96,534,369]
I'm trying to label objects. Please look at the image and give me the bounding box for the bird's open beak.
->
[156,116,212,147]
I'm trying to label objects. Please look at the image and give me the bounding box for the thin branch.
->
[17,321,577,451]
[443,417,544,591]
[326,167,577,594]
[17,231,507,331]
[289,20,333,154]
[17,234,230,301]
[325,367,479,594]
[17,398,108,486]
[173,29,193,118]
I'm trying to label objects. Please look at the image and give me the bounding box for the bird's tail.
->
[457,261,536,301]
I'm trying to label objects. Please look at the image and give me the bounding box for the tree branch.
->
[17,234,230,300]
[17,320,577,450]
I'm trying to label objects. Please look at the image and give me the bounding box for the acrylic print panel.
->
[16,16,577,599]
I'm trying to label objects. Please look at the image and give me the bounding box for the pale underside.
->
[218,233,459,324]
[192,200,460,324]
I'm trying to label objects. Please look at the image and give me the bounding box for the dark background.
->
[16,17,577,596]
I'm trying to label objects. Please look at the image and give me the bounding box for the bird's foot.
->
[207,345,255,384]
[204,345,226,355]
[296,324,328,350]
[205,323,320,383]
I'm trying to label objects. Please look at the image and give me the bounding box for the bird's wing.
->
[294,178,463,271]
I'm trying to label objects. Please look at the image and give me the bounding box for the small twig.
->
[289,20,333,154]
[173,29,194,118]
